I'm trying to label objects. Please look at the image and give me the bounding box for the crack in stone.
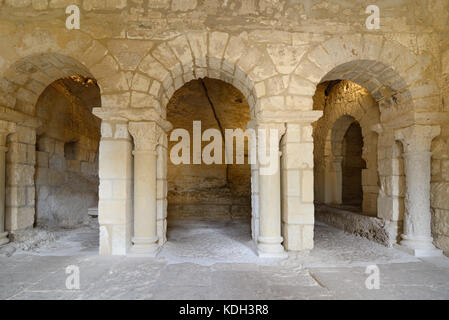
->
[308,270,328,289]
[199,78,230,184]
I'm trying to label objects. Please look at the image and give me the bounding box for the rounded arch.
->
[316,81,381,163]
[329,115,357,158]
[133,31,281,120]
[314,80,381,215]
[297,35,438,118]
[0,53,101,116]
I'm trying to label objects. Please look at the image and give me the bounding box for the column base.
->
[257,236,288,259]
[130,237,160,257]
[395,235,443,257]
[394,244,442,257]
[0,232,9,246]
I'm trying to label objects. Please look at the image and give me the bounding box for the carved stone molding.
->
[256,110,323,124]
[0,120,16,147]
[92,107,172,133]
[395,125,440,154]
[128,121,160,152]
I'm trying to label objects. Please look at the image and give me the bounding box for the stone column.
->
[250,163,260,242]
[129,121,160,256]
[395,125,442,257]
[247,120,260,242]
[330,156,343,204]
[324,155,343,205]
[257,123,287,258]
[0,120,15,246]
[323,155,333,204]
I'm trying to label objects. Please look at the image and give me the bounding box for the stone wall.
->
[430,45,449,255]
[5,124,36,231]
[0,0,447,255]
[167,78,251,220]
[34,79,100,227]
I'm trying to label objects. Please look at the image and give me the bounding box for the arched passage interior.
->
[341,121,365,208]
[165,77,253,253]
[312,79,397,245]
[33,76,101,229]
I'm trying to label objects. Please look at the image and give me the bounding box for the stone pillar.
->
[97,121,133,255]
[330,156,343,204]
[129,121,160,256]
[250,163,260,241]
[247,120,260,242]
[156,129,169,246]
[0,120,15,246]
[281,122,316,252]
[323,155,333,204]
[395,125,442,257]
[257,122,287,258]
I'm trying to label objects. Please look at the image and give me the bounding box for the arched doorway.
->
[0,53,102,249]
[34,76,101,229]
[313,80,388,244]
[164,77,253,257]
[341,121,365,208]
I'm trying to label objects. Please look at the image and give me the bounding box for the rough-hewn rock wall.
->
[167,78,251,220]
[34,78,100,227]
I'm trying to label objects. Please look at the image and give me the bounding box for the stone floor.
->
[0,219,448,300]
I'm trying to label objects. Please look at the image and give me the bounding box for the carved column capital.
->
[0,120,16,148]
[256,122,286,142]
[128,121,160,153]
[395,125,440,154]
[332,155,344,164]
[371,123,384,134]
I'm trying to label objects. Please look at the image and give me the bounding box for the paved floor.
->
[0,219,448,300]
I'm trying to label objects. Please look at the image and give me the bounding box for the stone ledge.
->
[92,107,172,132]
[315,203,400,247]
[0,106,41,128]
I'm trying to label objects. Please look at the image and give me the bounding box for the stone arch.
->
[33,77,101,228]
[0,53,98,116]
[291,35,429,250]
[133,31,281,120]
[303,36,431,247]
[0,51,105,233]
[130,31,281,249]
[296,35,438,119]
[314,80,381,217]
[330,115,357,158]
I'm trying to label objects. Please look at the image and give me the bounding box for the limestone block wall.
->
[5,124,36,230]
[34,79,100,227]
[0,0,446,255]
[430,46,449,255]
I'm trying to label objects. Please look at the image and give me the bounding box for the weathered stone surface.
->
[171,0,196,11]
[432,183,449,210]
[166,78,251,220]
[267,44,306,74]
[0,0,447,257]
